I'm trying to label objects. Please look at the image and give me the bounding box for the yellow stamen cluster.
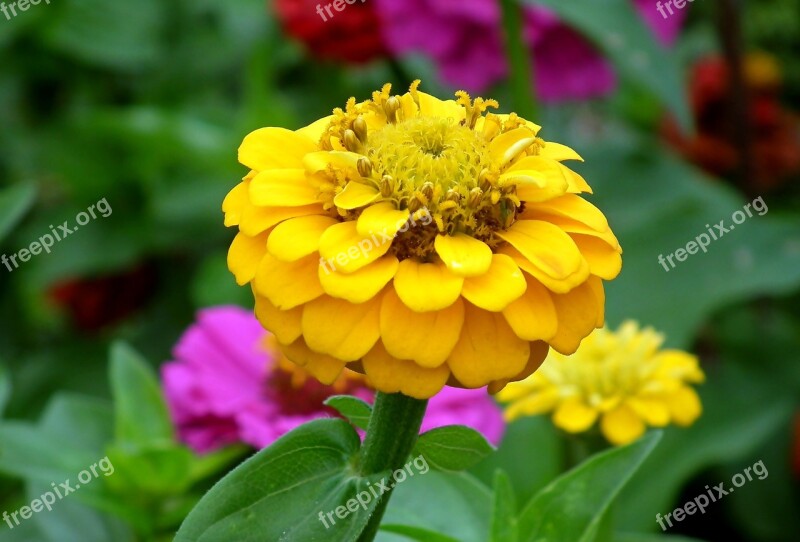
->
[317,82,545,259]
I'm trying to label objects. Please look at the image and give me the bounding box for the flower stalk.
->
[357,392,429,541]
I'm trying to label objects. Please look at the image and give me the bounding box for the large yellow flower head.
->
[224,82,622,399]
[497,321,705,445]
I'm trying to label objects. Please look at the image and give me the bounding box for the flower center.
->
[367,117,489,192]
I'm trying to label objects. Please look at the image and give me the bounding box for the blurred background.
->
[0,0,799,541]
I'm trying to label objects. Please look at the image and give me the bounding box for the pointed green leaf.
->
[518,431,662,542]
[490,470,518,542]
[325,395,373,431]
[0,183,36,244]
[109,342,173,445]
[176,419,383,542]
[414,425,495,472]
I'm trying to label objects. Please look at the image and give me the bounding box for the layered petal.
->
[380,288,464,368]
[362,341,450,399]
[434,233,493,277]
[393,259,464,312]
[301,294,381,361]
[448,303,530,388]
[461,254,527,311]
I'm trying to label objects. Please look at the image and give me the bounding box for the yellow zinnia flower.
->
[224,82,622,399]
[497,321,705,445]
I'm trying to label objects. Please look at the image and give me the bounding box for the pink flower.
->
[374,0,685,100]
[162,306,505,453]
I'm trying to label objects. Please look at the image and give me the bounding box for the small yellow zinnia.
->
[497,321,705,445]
[224,82,622,399]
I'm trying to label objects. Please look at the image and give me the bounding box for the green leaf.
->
[109,342,174,445]
[490,470,518,542]
[175,419,382,542]
[0,364,10,417]
[105,443,194,495]
[0,182,36,244]
[616,534,708,542]
[523,0,691,131]
[379,471,493,542]
[325,395,373,431]
[518,431,662,542]
[471,416,563,505]
[379,525,461,542]
[42,0,166,70]
[414,425,495,472]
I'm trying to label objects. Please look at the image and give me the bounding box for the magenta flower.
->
[374,0,685,100]
[162,306,505,453]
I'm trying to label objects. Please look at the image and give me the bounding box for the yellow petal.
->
[238,128,317,171]
[303,151,361,174]
[498,245,590,294]
[253,253,323,310]
[280,338,347,385]
[586,275,606,327]
[502,275,558,341]
[501,156,570,202]
[497,220,586,281]
[489,340,549,394]
[296,115,334,143]
[250,169,319,207]
[525,213,621,251]
[318,221,393,273]
[380,288,464,368]
[571,234,623,280]
[362,341,450,400]
[553,397,599,433]
[356,202,411,238]
[319,256,399,303]
[666,387,703,426]
[267,215,338,262]
[301,294,381,361]
[626,396,670,427]
[434,234,493,277]
[223,181,249,227]
[525,195,609,232]
[548,280,601,355]
[333,182,381,210]
[489,127,537,167]
[559,163,593,194]
[239,203,323,237]
[414,91,465,121]
[447,303,530,388]
[227,231,268,285]
[393,259,464,312]
[539,142,583,162]
[601,404,646,445]
[254,295,303,345]
[501,387,560,422]
[462,254,527,311]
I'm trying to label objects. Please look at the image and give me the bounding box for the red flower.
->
[48,264,157,332]
[273,0,388,64]
[662,53,800,193]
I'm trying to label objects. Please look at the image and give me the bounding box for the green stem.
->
[499,0,538,119]
[357,392,429,541]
